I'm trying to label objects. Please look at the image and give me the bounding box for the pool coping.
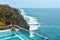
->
[0,29,10,32]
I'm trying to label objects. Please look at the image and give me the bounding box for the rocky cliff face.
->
[0,4,29,30]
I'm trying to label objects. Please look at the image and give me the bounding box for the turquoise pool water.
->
[0,28,48,40]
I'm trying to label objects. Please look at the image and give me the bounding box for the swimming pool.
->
[0,28,48,40]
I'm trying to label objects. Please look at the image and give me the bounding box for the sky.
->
[0,0,60,8]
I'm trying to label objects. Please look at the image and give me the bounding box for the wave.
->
[20,9,41,31]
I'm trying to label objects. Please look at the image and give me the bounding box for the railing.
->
[15,25,49,40]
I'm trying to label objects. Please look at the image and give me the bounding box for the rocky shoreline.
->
[0,4,29,30]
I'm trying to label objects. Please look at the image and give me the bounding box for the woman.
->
[9,22,19,32]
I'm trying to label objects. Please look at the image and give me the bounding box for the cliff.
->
[0,4,29,30]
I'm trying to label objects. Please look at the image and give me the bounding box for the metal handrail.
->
[14,25,49,40]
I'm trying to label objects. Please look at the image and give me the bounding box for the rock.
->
[0,4,29,30]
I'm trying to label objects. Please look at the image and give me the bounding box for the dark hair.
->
[10,22,14,24]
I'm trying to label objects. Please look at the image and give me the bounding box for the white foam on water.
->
[20,9,41,31]
[23,15,39,24]
[29,25,40,30]
[19,9,26,15]
[29,32,35,37]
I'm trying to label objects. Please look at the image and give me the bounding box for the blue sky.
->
[0,0,60,8]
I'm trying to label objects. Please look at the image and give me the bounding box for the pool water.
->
[0,29,48,40]
[7,37,21,40]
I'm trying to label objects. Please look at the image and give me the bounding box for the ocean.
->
[20,8,60,40]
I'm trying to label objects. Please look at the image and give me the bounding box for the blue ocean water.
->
[20,8,60,40]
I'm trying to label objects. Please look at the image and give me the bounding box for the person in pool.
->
[8,22,19,32]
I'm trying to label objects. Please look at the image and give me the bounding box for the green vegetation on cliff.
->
[0,4,29,30]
